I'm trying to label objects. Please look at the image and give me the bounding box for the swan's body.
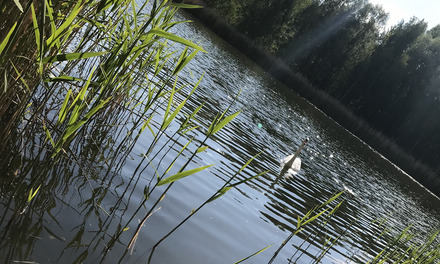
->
[274,138,309,183]
[280,155,302,174]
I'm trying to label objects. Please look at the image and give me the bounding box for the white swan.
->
[275,138,309,183]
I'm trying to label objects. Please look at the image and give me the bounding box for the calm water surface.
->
[1,10,439,264]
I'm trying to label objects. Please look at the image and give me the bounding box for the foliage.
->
[204,0,440,189]
[0,0,266,262]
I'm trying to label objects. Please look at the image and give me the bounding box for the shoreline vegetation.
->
[0,1,268,262]
[177,0,440,197]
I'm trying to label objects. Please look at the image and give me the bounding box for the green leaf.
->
[28,185,41,202]
[42,51,108,63]
[43,76,100,87]
[157,164,214,186]
[196,146,208,153]
[0,22,17,56]
[302,208,329,227]
[62,97,111,143]
[207,186,231,203]
[321,191,344,208]
[162,97,187,130]
[162,81,176,129]
[45,0,57,48]
[181,125,199,135]
[163,139,193,176]
[238,152,261,173]
[43,123,56,148]
[59,89,72,123]
[173,48,198,75]
[140,114,155,134]
[149,29,206,52]
[208,110,241,135]
[46,1,83,49]
[31,3,40,52]
[96,0,113,13]
[13,0,23,12]
[234,245,272,264]
[68,67,95,126]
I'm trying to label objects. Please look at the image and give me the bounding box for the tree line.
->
[201,0,440,184]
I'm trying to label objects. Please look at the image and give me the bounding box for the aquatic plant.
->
[0,0,272,262]
[268,191,344,263]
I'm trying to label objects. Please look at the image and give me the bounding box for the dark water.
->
[1,10,440,264]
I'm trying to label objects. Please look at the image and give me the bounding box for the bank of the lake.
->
[177,0,440,196]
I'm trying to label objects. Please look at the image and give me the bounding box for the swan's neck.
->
[285,141,306,168]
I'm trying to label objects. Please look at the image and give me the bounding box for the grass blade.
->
[207,186,231,203]
[234,245,272,264]
[28,185,41,202]
[157,164,214,186]
[59,89,72,124]
[46,0,83,49]
[149,29,206,52]
[0,22,17,56]
[31,3,40,53]
[13,0,24,12]
[208,110,241,135]
[42,51,108,63]
[196,146,208,153]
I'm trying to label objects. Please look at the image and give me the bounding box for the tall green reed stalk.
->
[366,226,440,263]
[268,191,345,264]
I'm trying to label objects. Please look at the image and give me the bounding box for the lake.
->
[0,6,439,264]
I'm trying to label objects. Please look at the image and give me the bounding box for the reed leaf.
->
[207,110,241,135]
[163,139,193,177]
[43,76,99,85]
[207,186,231,202]
[157,164,214,186]
[149,29,206,52]
[31,3,40,53]
[321,191,344,207]
[13,0,24,12]
[46,0,84,50]
[0,22,17,57]
[173,47,198,75]
[28,185,42,202]
[196,146,208,153]
[43,122,56,148]
[234,245,272,264]
[302,208,329,227]
[61,96,112,143]
[42,51,108,63]
[162,95,187,130]
[45,0,58,48]
[59,89,72,124]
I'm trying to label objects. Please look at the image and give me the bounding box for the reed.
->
[0,0,269,262]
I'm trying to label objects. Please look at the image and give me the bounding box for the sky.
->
[368,0,440,29]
